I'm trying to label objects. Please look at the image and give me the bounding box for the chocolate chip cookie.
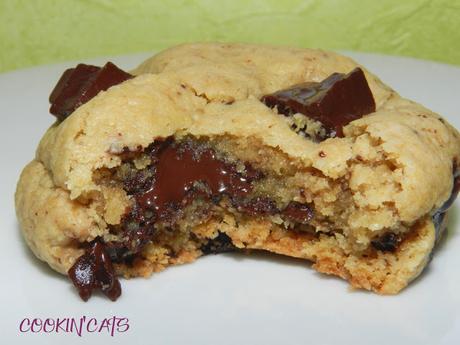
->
[15,43,460,301]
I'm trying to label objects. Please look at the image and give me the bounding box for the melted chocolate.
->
[49,62,132,121]
[282,201,314,224]
[261,68,376,139]
[107,139,264,257]
[136,140,256,220]
[120,138,316,237]
[68,240,121,301]
[235,196,278,216]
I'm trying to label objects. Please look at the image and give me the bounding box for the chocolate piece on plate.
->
[68,240,121,301]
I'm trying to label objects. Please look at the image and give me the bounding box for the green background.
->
[1,0,459,73]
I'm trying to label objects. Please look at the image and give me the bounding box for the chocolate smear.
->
[262,67,376,139]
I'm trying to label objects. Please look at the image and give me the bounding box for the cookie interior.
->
[88,132,440,294]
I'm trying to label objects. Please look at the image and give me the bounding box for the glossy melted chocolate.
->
[262,68,376,139]
[68,240,121,302]
[136,139,256,220]
[49,62,132,121]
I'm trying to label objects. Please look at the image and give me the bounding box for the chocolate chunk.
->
[201,232,237,255]
[371,233,400,252]
[49,62,132,121]
[261,68,376,139]
[68,240,121,301]
[235,196,278,216]
[282,201,314,224]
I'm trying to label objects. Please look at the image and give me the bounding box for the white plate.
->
[1,52,459,345]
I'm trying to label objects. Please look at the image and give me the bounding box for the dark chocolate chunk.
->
[235,196,279,216]
[201,232,237,255]
[282,201,314,224]
[68,240,121,301]
[371,233,400,252]
[261,67,376,139]
[49,62,132,121]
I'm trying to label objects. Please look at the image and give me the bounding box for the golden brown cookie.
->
[15,43,460,300]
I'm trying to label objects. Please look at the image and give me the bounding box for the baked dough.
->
[15,43,460,297]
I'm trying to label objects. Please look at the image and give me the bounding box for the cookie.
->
[15,43,460,301]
